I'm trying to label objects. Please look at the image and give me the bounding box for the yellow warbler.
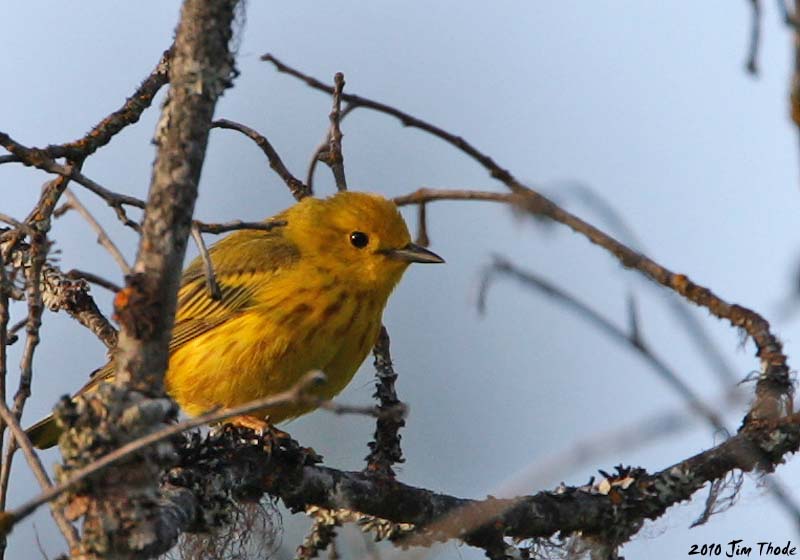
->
[28,191,443,449]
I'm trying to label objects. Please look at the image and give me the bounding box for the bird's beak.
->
[384,242,445,264]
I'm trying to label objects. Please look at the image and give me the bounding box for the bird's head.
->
[281,191,444,293]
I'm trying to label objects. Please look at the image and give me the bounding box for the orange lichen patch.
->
[670,274,689,294]
[113,286,134,314]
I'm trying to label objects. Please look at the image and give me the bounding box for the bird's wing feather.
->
[81,229,299,392]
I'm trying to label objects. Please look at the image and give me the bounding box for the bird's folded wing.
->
[80,229,300,394]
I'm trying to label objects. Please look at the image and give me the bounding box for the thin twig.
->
[25,163,79,235]
[746,0,763,74]
[194,218,286,235]
[0,401,79,551]
[2,239,119,349]
[5,319,25,346]
[306,105,355,191]
[0,261,8,550]
[65,189,132,274]
[394,189,510,206]
[415,203,429,247]
[65,269,122,293]
[191,224,221,300]
[0,132,145,231]
[320,72,347,191]
[262,55,526,194]
[212,119,310,200]
[0,215,36,238]
[39,262,119,349]
[0,233,46,510]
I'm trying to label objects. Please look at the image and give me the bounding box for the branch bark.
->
[59,2,240,557]
[139,410,800,557]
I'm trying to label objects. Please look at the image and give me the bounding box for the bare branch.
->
[262,55,527,195]
[397,187,792,422]
[96,410,800,555]
[0,131,145,231]
[65,269,122,294]
[43,48,171,161]
[194,218,286,235]
[65,189,132,275]
[3,240,119,349]
[212,119,311,200]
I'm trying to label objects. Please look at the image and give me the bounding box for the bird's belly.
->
[164,298,382,421]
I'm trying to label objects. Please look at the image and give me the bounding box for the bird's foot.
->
[228,414,291,442]
[229,414,269,434]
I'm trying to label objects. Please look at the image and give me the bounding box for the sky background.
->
[2,2,800,559]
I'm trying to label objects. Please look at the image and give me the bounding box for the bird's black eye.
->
[349,231,369,248]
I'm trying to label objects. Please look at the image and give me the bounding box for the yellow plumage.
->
[27,191,443,448]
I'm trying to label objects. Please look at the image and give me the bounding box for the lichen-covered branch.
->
[2,239,118,350]
[83,409,800,557]
[365,326,406,477]
[59,1,241,557]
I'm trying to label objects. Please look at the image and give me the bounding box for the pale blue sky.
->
[2,2,800,558]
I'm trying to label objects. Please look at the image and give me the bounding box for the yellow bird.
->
[28,191,443,449]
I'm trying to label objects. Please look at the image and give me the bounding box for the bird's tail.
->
[25,414,61,450]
